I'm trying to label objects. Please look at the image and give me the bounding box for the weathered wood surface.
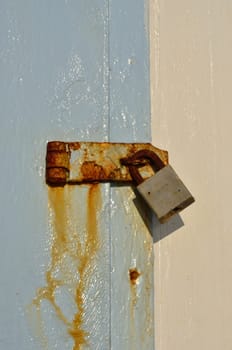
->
[0,1,154,349]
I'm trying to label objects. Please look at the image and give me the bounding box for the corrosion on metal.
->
[121,149,166,185]
[46,141,70,186]
[46,141,168,186]
[129,268,141,285]
[80,161,106,182]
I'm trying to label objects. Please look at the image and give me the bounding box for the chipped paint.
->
[129,268,141,285]
[30,184,101,349]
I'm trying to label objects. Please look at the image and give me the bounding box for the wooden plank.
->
[0,1,111,349]
[109,1,154,349]
[0,1,154,349]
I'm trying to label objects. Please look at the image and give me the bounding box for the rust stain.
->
[31,184,101,350]
[129,268,141,285]
[129,268,141,314]
[32,188,69,324]
[69,184,101,349]
[129,268,141,344]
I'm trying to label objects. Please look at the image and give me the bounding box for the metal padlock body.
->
[122,150,195,223]
[137,164,194,223]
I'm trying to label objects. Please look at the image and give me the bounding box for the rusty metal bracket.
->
[46,141,168,186]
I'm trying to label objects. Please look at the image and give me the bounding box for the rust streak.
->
[129,268,141,310]
[69,184,101,349]
[31,184,101,350]
[129,268,141,342]
[32,188,69,325]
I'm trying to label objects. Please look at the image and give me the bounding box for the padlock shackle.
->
[121,149,165,185]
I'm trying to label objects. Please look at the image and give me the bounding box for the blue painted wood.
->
[109,1,154,349]
[0,1,110,349]
[0,1,153,349]
[109,0,151,142]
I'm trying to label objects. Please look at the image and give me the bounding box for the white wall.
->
[150,1,232,349]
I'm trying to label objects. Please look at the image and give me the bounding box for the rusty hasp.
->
[46,141,168,186]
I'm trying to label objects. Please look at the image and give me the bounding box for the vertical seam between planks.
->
[147,0,152,142]
[108,1,113,347]
[105,0,112,348]
[107,0,111,142]
[103,0,111,142]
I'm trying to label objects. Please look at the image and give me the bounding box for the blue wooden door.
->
[0,1,153,349]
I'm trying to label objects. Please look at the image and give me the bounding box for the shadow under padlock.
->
[132,186,184,242]
[121,149,195,224]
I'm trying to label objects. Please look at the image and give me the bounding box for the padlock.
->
[121,150,195,223]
